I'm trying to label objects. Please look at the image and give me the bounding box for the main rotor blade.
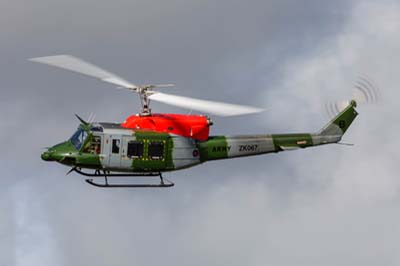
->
[29,55,137,89]
[148,92,264,116]
[146,84,176,88]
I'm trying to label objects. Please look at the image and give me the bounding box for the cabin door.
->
[108,136,122,168]
[121,136,134,169]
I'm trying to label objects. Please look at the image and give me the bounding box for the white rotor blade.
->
[149,92,264,116]
[152,84,176,88]
[29,55,137,89]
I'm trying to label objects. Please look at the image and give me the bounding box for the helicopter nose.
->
[41,151,52,161]
[41,141,77,162]
[41,149,63,162]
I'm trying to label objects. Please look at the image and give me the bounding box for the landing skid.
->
[85,178,174,188]
[72,168,174,188]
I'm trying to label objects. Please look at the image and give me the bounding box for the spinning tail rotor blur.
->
[325,76,381,118]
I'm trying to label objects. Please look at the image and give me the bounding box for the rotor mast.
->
[137,86,153,116]
[132,84,175,116]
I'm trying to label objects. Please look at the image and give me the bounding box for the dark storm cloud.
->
[4,0,400,266]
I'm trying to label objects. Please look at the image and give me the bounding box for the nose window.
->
[70,128,88,150]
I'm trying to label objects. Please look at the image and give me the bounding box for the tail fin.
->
[320,100,358,136]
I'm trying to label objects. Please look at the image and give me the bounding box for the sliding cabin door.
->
[108,136,122,169]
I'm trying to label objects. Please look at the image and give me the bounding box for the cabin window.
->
[84,135,102,154]
[127,141,144,158]
[112,139,120,154]
[91,136,101,154]
[148,142,164,159]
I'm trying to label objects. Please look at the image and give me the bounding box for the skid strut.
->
[73,168,174,188]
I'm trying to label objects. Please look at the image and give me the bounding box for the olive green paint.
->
[272,133,313,151]
[41,133,101,169]
[330,100,358,134]
[131,131,174,171]
[76,153,102,168]
[42,141,78,163]
[199,136,228,162]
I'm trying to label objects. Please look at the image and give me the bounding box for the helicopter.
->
[33,55,369,188]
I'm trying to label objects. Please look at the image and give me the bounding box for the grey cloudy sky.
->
[1,0,400,265]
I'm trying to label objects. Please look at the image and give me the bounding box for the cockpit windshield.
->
[70,128,88,150]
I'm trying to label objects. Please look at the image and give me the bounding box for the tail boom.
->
[199,101,358,162]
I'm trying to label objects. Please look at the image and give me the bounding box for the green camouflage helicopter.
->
[33,55,375,188]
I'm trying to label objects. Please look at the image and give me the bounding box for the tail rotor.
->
[325,76,380,118]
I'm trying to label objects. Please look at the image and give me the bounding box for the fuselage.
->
[41,122,340,173]
[41,101,359,174]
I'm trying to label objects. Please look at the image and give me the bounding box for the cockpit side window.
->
[70,128,88,150]
[83,135,102,154]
